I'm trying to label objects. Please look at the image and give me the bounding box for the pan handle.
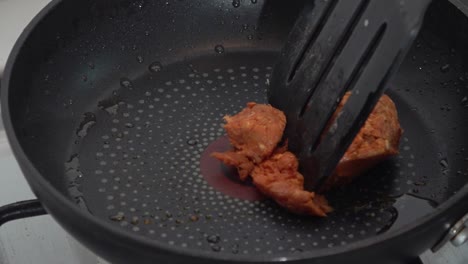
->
[0,80,48,225]
[0,199,47,227]
[0,81,47,226]
[432,212,468,252]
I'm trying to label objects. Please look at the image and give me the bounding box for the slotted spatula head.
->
[268,0,431,191]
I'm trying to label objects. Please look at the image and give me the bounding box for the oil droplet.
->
[211,245,221,252]
[75,196,91,212]
[131,217,139,225]
[120,78,132,89]
[109,213,125,222]
[65,155,83,181]
[100,103,120,115]
[251,0,257,3]
[214,45,225,54]
[207,235,220,243]
[231,244,239,254]
[134,0,145,10]
[375,207,398,234]
[76,113,96,138]
[247,34,254,40]
[385,194,436,233]
[136,55,144,64]
[440,64,450,73]
[232,0,240,8]
[414,180,427,186]
[461,96,468,107]
[63,99,74,108]
[440,158,448,169]
[149,61,163,73]
[125,123,135,128]
[98,97,122,115]
[186,138,198,146]
[65,155,90,212]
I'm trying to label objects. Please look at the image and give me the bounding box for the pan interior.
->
[69,46,463,255]
[7,0,468,258]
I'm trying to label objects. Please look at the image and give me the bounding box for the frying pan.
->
[1,0,468,263]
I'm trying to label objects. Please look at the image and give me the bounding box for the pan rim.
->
[2,0,468,262]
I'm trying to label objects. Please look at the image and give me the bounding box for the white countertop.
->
[0,0,50,75]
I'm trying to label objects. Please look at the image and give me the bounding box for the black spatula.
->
[268,0,431,191]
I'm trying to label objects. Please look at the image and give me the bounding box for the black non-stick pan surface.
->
[2,0,468,263]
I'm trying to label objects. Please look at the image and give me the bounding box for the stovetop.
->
[0,0,466,263]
